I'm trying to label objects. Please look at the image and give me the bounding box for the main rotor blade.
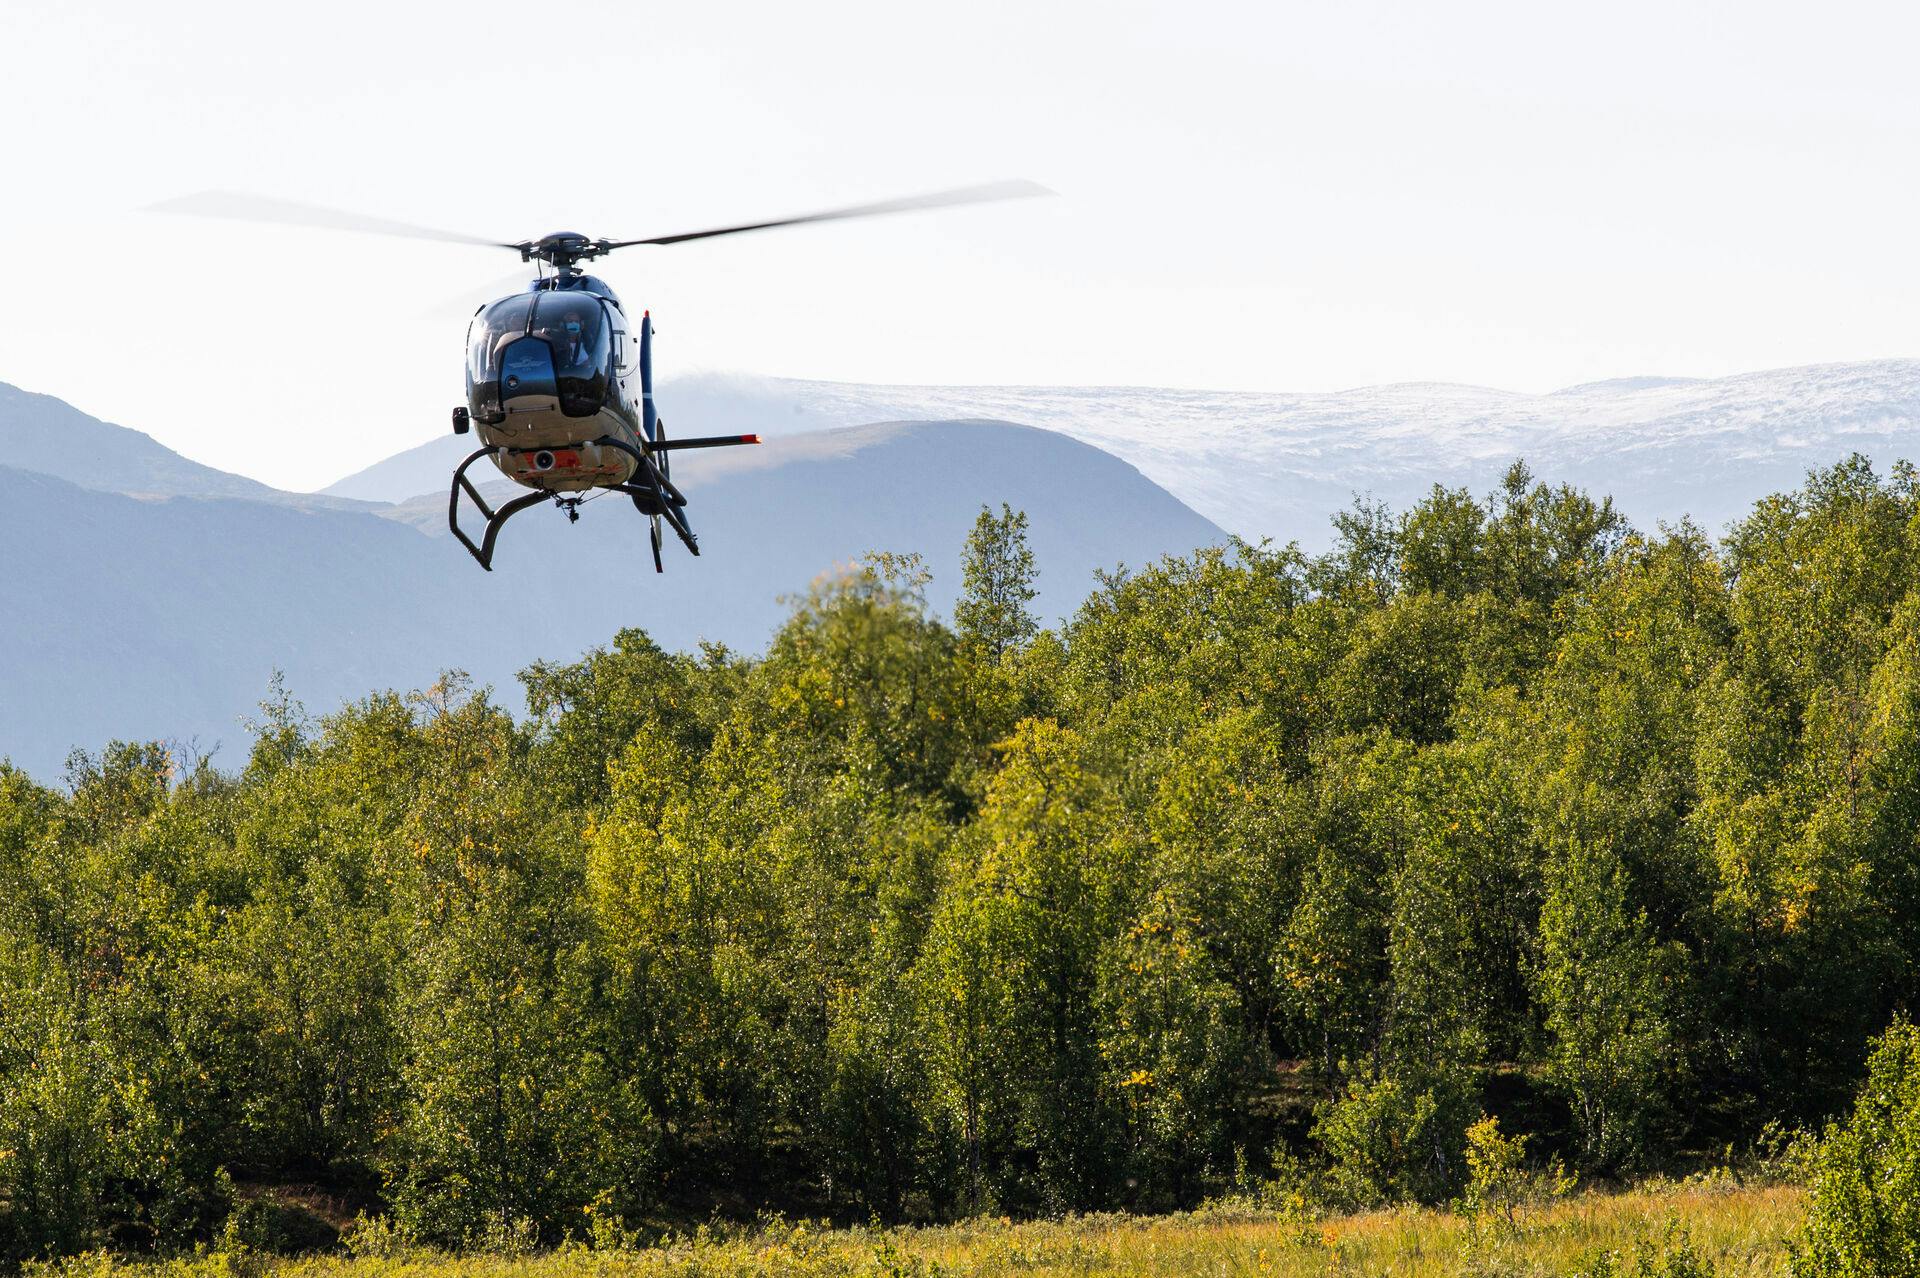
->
[602,179,1052,249]
[146,191,519,250]
[420,266,547,321]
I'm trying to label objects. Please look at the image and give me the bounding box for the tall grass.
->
[23,1182,1803,1277]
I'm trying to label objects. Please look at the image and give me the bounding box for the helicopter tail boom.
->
[652,433,761,451]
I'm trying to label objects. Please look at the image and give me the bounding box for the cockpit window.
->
[532,293,612,416]
[465,291,613,420]
[469,295,533,386]
[532,295,609,377]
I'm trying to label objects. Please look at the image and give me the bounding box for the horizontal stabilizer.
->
[653,433,761,451]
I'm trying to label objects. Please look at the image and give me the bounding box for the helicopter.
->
[151,182,1048,571]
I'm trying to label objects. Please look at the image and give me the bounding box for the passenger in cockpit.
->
[558,308,594,371]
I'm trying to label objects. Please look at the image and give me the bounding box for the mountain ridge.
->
[0,390,1224,780]
[312,359,1920,547]
[0,381,382,512]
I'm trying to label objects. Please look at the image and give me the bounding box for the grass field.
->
[23,1181,1805,1277]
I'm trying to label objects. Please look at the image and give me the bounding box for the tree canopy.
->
[4,470,1920,1258]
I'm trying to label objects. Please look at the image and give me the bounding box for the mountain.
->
[0,395,1223,780]
[19,355,1920,779]
[324,362,1920,546]
[401,418,1221,630]
[0,464,537,779]
[0,382,375,511]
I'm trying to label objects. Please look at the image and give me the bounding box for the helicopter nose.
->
[497,337,558,402]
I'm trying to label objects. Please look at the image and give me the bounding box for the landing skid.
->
[447,436,723,571]
[447,446,549,571]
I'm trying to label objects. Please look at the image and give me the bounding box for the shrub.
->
[1461,1115,1532,1235]
[1793,1018,1920,1277]
[1574,1234,1719,1277]
[1314,1073,1474,1206]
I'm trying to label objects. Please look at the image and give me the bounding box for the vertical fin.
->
[639,310,656,442]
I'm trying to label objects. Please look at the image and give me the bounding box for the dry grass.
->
[26,1181,1804,1277]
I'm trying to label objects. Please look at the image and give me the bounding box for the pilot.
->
[558,309,594,371]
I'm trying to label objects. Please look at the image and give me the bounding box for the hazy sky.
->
[5,0,1920,490]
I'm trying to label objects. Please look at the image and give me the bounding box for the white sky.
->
[4,0,1920,491]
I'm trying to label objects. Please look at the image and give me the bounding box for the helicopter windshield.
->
[469,296,532,385]
[531,293,611,417]
[466,296,533,421]
[466,292,612,420]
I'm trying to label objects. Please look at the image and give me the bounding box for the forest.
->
[2,456,1919,1269]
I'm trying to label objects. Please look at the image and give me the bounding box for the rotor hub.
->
[519,231,610,273]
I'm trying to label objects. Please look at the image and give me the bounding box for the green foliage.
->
[1096,888,1257,1203]
[1574,1229,1722,1278]
[955,504,1039,659]
[6,463,1920,1262]
[1460,1115,1529,1228]
[1535,833,1684,1173]
[1793,1018,1920,1276]
[1314,1072,1468,1207]
[1458,1114,1573,1242]
[943,718,1131,1209]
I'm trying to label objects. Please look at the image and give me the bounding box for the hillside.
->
[324,361,1920,546]
[0,382,372,511]
[0,396,1221,778]
[388,418,1219,623]
[0,464,543,778]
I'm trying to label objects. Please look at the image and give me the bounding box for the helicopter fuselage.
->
[463,272,650,494]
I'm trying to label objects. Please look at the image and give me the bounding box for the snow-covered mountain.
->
[327,361,1920,548]
[702,361,1920,546]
